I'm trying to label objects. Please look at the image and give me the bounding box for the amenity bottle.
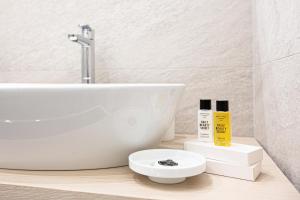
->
[198,99,213,142]
[214,100,231,146]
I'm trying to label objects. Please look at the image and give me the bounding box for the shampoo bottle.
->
[214,100,231,146]
[198,99,213,142]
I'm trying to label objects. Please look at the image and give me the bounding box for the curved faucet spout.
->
[68,34,93,46]
[68,34,78,41]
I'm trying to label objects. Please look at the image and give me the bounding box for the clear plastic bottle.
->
[214,100,231,146]
[198,99,213,142]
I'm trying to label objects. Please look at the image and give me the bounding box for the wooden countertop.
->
[0,134,299,200]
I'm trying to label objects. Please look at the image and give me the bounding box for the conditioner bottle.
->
[214,100,231,146]
[198,99,213,142]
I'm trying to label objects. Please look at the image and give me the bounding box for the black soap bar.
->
[158,159,178,166]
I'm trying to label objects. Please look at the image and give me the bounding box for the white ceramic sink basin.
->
[0,83,184,170]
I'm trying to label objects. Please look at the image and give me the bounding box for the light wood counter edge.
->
[0,134,299,200]
[0,183,147,200]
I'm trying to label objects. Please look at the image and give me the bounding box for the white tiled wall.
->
[253,0,300,191]
[0,0,253,136]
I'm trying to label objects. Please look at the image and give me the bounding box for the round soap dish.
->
[128,149,206,184]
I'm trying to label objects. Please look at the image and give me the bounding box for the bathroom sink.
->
[0,83,184,170]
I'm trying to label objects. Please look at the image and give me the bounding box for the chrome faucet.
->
[68,25,95,83]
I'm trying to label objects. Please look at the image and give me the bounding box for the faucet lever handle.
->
[78,24,94,39]
[78,24,92,31]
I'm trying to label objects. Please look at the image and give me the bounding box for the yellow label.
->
[214,112,231,146]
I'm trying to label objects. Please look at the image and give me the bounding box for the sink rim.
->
[0,83,185,88]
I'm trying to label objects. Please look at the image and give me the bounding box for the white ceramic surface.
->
[129,149,206,184]
[161,120,175,141]
[0,83,184,170]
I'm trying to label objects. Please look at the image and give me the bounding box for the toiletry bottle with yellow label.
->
[214,100,231,146]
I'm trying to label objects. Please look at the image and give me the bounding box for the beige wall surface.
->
[0,0,253,136]
[253,0,300,191]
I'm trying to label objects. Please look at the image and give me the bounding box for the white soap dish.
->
[129,149,206,184]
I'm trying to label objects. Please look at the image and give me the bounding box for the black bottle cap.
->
[200,99,211,110]
[216,100,229,111]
